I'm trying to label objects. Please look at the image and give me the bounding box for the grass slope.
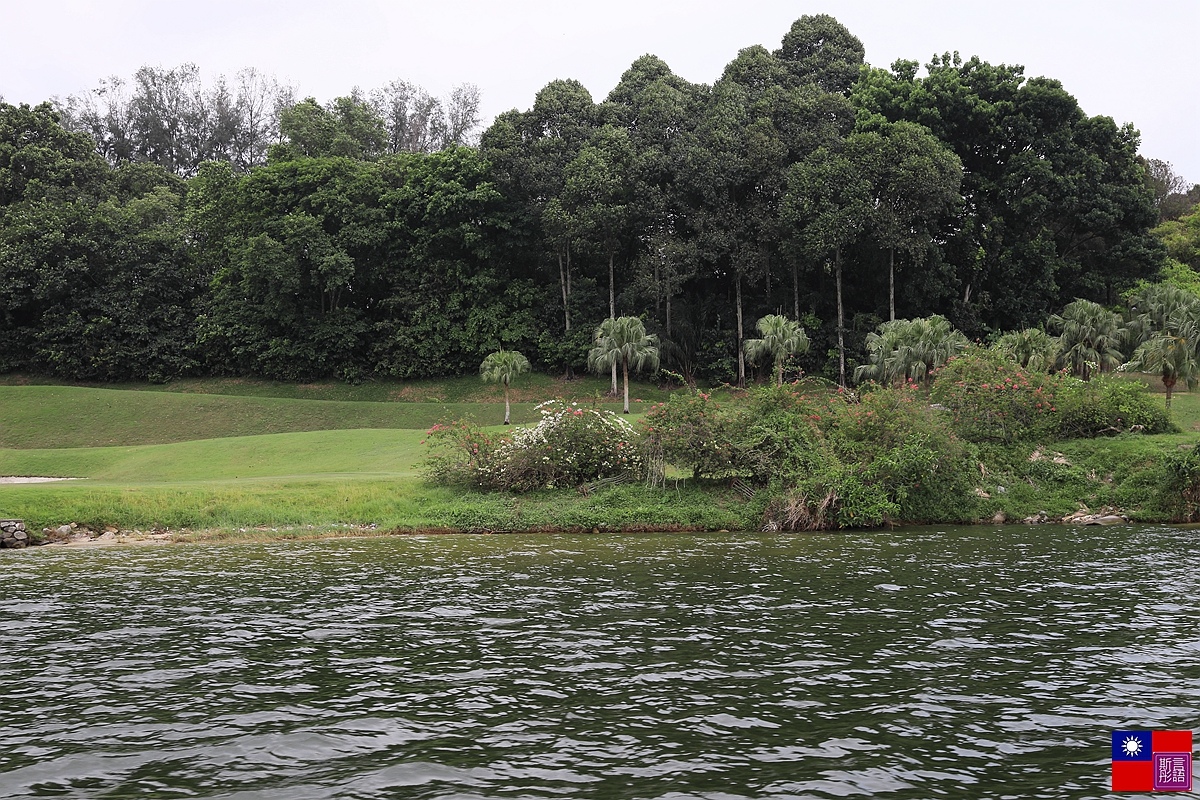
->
[0,385,641,448]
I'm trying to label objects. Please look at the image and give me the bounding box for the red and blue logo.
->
[1111,730,1192,792]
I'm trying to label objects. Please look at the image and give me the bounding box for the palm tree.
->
[744,314,810,386]
[1049,299,1125,380]
[855,315,967,386]
[480,349,531,424]
[588,316,659,414]
[993,328,1059,373]
[1126,309,1200,408]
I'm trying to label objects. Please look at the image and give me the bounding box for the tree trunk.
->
[889,247,895,322]
[503,386,511,425]
[1165,375,1176,409]
[776,360,783,387]
[608,250,616,318]
[565,243,573,378]
[622,359,630,414]
[609,252,618,395]
[836,248,846,388]
[736,270,745,388]
[666,294,672,339]
[558,246,570,334]
[792,262,800,321]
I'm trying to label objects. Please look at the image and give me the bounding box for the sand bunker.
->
[0,476,80,483]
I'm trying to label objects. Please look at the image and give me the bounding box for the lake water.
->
[1,526,1197,799]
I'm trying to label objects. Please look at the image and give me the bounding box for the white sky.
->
[3,0,1197,182]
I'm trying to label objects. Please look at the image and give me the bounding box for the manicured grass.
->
[0,429,428,482]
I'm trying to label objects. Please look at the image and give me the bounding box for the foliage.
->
[1049,299,1125,380]
[744,315,810,385]
[644,383,978,529]
[1161,446,1200,521]
[424,401,643,492]
[1124,309,1200,407]
[641,390,742,480]
[1054,375,1174,439]
[931,348,1062,443]
[992,328,1058,372]
[855,315,968,385]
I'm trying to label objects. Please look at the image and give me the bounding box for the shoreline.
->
[10,513,1169,550]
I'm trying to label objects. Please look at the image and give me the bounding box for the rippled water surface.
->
[2,526,1198,799]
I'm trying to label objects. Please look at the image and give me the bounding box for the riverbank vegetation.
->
[1,364,1199,538]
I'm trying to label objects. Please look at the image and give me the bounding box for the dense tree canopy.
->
[0,15,1183,385]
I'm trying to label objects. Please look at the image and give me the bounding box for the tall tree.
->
[773,14,866,95]
[588,317,660,413]
[859,119,963,321]
[783,137,875,386]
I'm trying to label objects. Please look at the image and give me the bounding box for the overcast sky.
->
[3,0,1196,182]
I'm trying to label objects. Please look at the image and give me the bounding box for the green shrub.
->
[1054,375,1174,439]
[423,401,642,492]
[641,390,744,479]
[1161,446,1200,521]
[931,348,1061,443]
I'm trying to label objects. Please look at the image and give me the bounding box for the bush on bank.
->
[930,347,1173,442]
[423,400,642,492]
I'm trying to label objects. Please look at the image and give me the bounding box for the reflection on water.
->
[1,526,1197,799]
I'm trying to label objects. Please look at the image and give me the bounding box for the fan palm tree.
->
[855,315,967,386]
[1126,309,1200,408]
[480,349,531,424]
[1049,299,1125,381]
[744,314,810,386]
[993,328,1059,373]
[588,316,659,413]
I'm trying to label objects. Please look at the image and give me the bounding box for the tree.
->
[853,54,1162,328]
[783,138,875,386]
[744,315,809,385]
[773,14,866,95]
[480,349,531,424]
[1126,309,1200,408]
[588,317,660,413]
[992,328,1058,372]
[854,315,967,385]
[861,119,963,321]
[1049,299,1125,380]
[274,95,387,160]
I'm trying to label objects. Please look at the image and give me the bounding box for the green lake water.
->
[1,526,1197,799]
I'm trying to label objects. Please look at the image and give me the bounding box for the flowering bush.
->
[932,348,1173,441]
[423,401,643,492]
[931,348,1062,442]
[640,390,744,479]
[421,420,500,488]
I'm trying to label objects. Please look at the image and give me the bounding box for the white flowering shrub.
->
[423,400,643,492]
